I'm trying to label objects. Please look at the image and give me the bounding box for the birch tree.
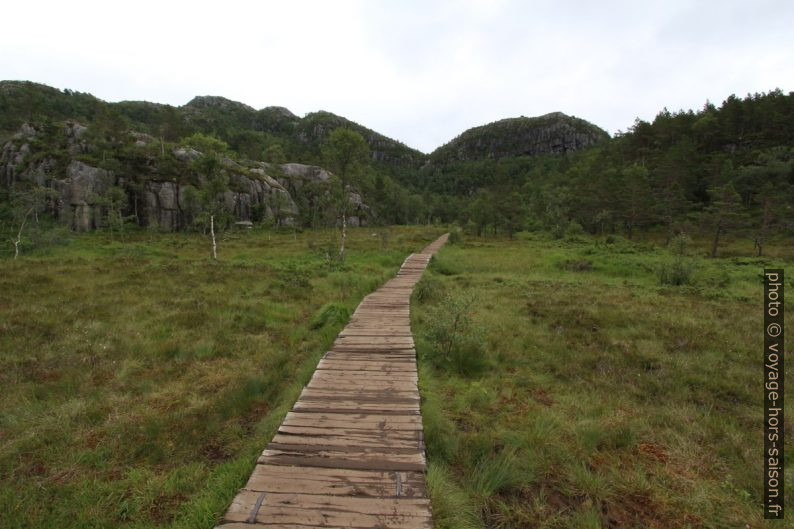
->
[322,128,369,262]
[8,186,57,259]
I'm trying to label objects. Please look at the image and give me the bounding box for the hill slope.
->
[429,112,609,163]
[0,81,425,168]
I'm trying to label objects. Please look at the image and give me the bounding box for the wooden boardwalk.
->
[216,234,449,529]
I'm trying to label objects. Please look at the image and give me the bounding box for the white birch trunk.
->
[12,209,31,260]
[339,212,347,261]
[210,214,217,260]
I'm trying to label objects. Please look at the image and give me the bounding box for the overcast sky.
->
[2,0,793,153]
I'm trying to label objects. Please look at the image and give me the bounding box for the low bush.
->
[414,275,443,303]
[423,293,486,376]
[659,234,695,286]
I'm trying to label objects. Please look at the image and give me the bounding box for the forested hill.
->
[417,89,794,256]
[0,81,424,168]
[428,112,609,164]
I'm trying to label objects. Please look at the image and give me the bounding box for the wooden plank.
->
[282,411,423,429]
[222,491,432,527]
[317,359,417,371]
[267,441,422,455]
[259,449,426,471]
[271,433,421,449]
[278,425,422,440]
[298,388,419,401]
[292,401,419,414]
[312,370,418,381]
[242,464,426,497]
[307,379,418,392]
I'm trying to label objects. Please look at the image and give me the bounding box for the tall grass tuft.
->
[426,463,483,529]
[658,233,695,286]
[468,449,523,499]
[309,302,350,329]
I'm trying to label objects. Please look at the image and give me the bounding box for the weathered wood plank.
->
[220,491,433,527]
[259,449,426,471]
[242,464,426,497]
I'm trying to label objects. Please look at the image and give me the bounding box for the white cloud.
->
[2,0,793,152]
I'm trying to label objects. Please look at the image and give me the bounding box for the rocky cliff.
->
[429,112,610,163]
[0,122,368,232]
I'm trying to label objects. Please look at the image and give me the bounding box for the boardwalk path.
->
[216,234,449,529]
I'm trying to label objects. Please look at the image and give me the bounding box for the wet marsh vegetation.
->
[413,231,793,529]
[0,225,443,528]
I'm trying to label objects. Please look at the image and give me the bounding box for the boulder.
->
[173,146,201,162]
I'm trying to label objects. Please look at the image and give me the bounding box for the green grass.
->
[0,225,444,528]
[413,231,793,528]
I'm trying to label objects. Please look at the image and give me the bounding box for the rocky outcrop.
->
[52,161,111,231]
[64,121,88,155]
[429,112,609,163]
[0,123,369,232]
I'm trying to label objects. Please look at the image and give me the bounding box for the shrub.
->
[566,221,585,236]
[414,275,442,303]
[448,228,463,244]
[424,293,486,376]
[659,234,695,286]
[658,260,694,286]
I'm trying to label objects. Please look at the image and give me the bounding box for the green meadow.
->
[1,225,791,528]
[413,232,792,529]
[0,226,443,528]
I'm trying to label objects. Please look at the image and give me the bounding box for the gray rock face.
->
[52,161,111,231]
[14,123,37,139]
[130,131,156,147]
[64,122,89,155]
[184,95,256,113]
[280,163,332,182]
[172,146,201,162]
[144,181,180,230]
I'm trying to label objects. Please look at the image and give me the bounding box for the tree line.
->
[405,90,794,254]
[2,86,794,258]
